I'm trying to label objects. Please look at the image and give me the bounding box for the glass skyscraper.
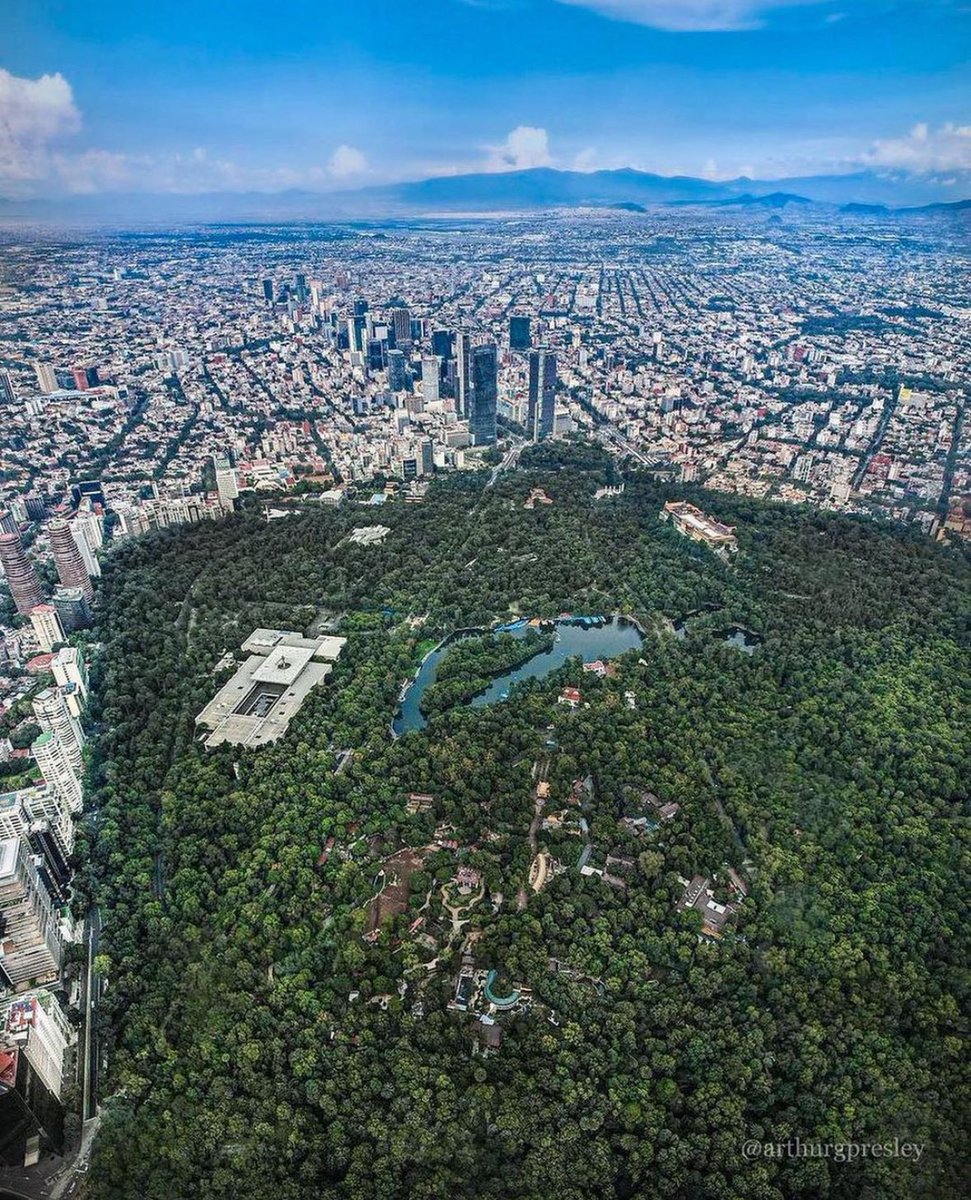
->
[470,344,498,446]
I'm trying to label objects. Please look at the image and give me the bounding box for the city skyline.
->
[2,0,969,202]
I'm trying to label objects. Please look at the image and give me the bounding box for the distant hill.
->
[668,191,811,209]
[1,166,967,222]
[840,198,970,217]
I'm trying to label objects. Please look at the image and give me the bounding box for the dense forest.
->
[81,444,969,1199]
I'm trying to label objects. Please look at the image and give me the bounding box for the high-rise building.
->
[470,344,498,446]
[33,363,58,394]
[392,307,412,348]
[421,356,441,406]
[387,349,407,392]
[32,691,84,775]
[0,990,76,1102]
[509,315,531,351]
[262,278,274,304]
[29,607,65,654]
[23,495,47,522]
[527,350,557,442]
[455,332,471,419]
[0,836,64,988]
[213,455,239,513]
[0,511,16,536]
[48,520,94,603]
[347,314,367,354]
[31,733,83,815]
[51,648,87,701]
[0,371,14,405]
[51,587,91,634]
[0,533,45,616]
[432,329,454,362]
[70,521,101,581]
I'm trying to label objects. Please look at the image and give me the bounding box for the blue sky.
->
[2,0,969,195]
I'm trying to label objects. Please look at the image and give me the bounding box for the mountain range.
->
[1,167,968,223]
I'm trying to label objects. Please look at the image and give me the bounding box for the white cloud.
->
[863,123,971,172]
[0,68,81,188]
[554,0,828,32]
[485,126,553,171]
[328,144,368,178]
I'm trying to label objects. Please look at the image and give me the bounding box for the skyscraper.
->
[509,315,531,351]
[0,532,45,615]
[0,371,14,405]
[213,455,239,513]
[387,350,407,392]
[470,344,498,446]
[262,279,274,304]
[34,363,58,394]
[455,332,471,418]
[527,350,557,442]
[32,689,84,775]
[0,836,64,988]
[48,520,94,602]
[31,732,83,815]
[432,329,454,362]
[392,307,412,348]
[421,356,441,406]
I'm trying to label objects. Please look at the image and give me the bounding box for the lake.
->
[393,616,644,735]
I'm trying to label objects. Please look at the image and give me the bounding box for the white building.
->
[32,690,84,774]
[29,606,65,654]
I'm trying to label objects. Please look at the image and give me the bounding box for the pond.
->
[673,610,762,655]
[394,616,644,735]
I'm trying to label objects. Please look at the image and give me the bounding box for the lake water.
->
[394,617,644,735]
[673,612,762,655]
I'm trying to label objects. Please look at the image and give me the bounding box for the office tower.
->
[31,733,83,814]
[23,494,47,522]
[29,606,66,654]
[470,344,498,446]
[432,329,454,362]
[32,690,84,774]
[527,350,557,442]
[367,339,385,371]
[387,349,407,392]
[353,297,368,317]
[392,307,412,348]
[51,587,91,634]
[510,314,531,351]
[0,511,16,536]
[421,356,441,406]
[345,314,366,354]
[48,520,94,603]
[0,371,14,405]
[295,273,308,302]
[420,439,435,476]
[34,363,58,394]
[455,332,471,419]
[0,836,64,987]
[262,278,274,304]
[0,533,45,616]
[213,455,239,513]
